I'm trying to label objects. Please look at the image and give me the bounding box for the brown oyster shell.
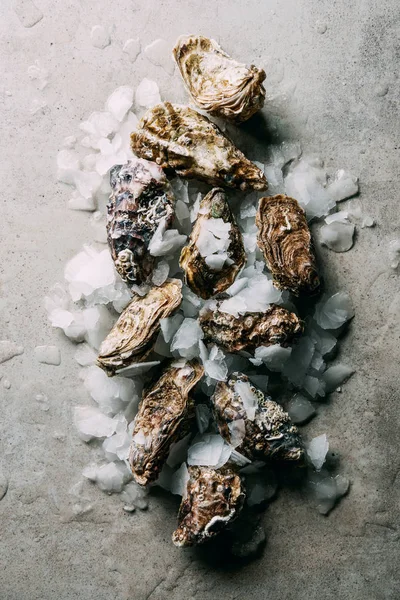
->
[130,102,267,191]
[179,188,245,299]
[107,158,175,286]
[199,302,303,354]
[129,360,204,486]
[212,372,304,463]
[172,465,245,547]
[97,279,182,376]
[173,35,266,123]
[256,195,320,296]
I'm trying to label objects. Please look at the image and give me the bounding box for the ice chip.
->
[57,150,80,185]
[171,318,204,359]
[74,406,116,441]
[322,364,354,393]
[327,169,359,202]
[254,345,292,372]
[314,292,354,330]
[135,78,161,108]
[319,221,355,253]
[83,462,130,493]
[234,380,258,421]
[83,366,136,415]
[170,462,190,497]
[105,86,134,122]
[287,394,316,424]
[307,434,329,471]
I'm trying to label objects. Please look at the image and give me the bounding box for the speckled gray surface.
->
[1,1,399,599]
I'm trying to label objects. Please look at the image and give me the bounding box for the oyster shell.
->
[131,102,267,191]
[256,195,320,296]
[97,279,182,376]
[172,465,245,547]
[212,372,304,463]
[173,35,266,123]
[179,188,245,299]
[107,158,174,286]
[199,303,303,354]
[129,360,204,486]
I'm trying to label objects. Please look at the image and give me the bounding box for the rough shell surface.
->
[173,35,266,123]
[131,102,267,191]
[199,303,303,353]
[212,372,304,462]
[107,159,175,286]
[97,279,182,376]
[129,360,204,486]
[256,195,320,296]
[179,188,246,299]
[172,465,245,547]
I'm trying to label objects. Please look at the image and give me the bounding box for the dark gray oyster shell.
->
[212,372,304,463]
[172,465,245,547]
[173,35,266,123]
[97,279,182,376]
[199,302,303,353]
[129,360,204,486]
[179,188,245,299]
[131,102,267,191]
[107,158,175,286]
[256,195,320,296]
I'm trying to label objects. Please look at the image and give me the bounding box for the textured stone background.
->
[0,1,399,599]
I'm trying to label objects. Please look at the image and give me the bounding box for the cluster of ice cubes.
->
[50,83,360,517]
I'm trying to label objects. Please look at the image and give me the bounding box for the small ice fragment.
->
[283,337,315,387]
[90,25,111,49]
[116,361,160,378]
[3,379,11,390]
[325,210,349,224]
[322,364,354,393]
[0,341,24,364]
[361,215,375,228]
[105,86,134,122]
[315,20,327,34]
[68,194,97,212]
[74,344,97,367]
[327,169,359,202]
[160,314,185,343]
[170,463,190,497]
[171,318,204,359]
[314,292,354,330]
[246,476,277,506]
[63,136,77,149]
[148,219,186,256]
[144,39,175,75]
[34,345,61,366]
[234,380,258,421]
[14,0,43,28]
[319,221,355,252]
[151,260,170,286]
[90,211,107,243]
[121,481,149,509]
[388,239,400,269]
[228,419,246,448]
[83,366,136,415]
[287,394,316,424]
[187,434,231,468]
[253,345,292,372]
[73,170,102,200]
[195,404,211,434]
[83,462,130,493]
[307,434,329,471]
[74,406,116,442]
[57,150,80,185]
[123,38,141,61]
[135,78,161,108]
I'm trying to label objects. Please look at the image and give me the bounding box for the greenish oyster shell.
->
[172,465,245,547]
[131,102,267,191]
[107,158,175,286]
[212,372,305,463]
[173,34,266,123]
[97,279,182,376]
[129,360,204,486]
[179,188,245,299]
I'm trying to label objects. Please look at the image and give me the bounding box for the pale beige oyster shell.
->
[97,279,182,376]
[131,102,267,191]
[173,34,266,123]
[129,360,204,486]
[179,187,246,299]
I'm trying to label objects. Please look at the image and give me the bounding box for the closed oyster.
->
[212,372,304,463]
[131,102,267,191]
[199,303,303,354]
[97,279,182,376]
[173,35,266,123]
[256,195,320,296]
[179,188,245,299]
[172,465,245,547]
[129,360,204,486]
[107,158,174,286]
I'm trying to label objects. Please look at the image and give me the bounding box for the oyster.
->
[256,195,320,296]
[129,360,204,486]
[199,303,303,354]
[172,465,245,547]
[212,373,304,463]
[179,188,245,299]
[131,102,267,191]
[107,158,174,286]
[97,279,182,376]
[173,35,266,123]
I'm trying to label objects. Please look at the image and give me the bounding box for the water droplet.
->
[123,38,141,62]
[3,379,11,390]
[0,341,24,364]
[14,0,43,28]
[315,21,328,34]
[53,431,66,441]
[375,84,389,97]
[90,25,111,49]
[144,39,175,75]
[34,345,61,366]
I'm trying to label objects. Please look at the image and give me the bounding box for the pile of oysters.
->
[97,35,322,547]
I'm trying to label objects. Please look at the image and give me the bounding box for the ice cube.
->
[187,434,231,468]
[74,344,97,367]
[74,406,116,442]
[319,221,355,252]
[57,150,80,185]
[253,345,292,372]
[170,462,190,497]
[83,366,136,415]
[287,394,316,424]
[90,25,111,49]
[148,219,187,256]
[327,169,359,202]
[123,38,141,61]
[322,364,354,393]
[307,434,329,471]
[151,260,170,286]
[314,292,354,330]
[228,418,246,448]
[234,380,258,420]
[34,345,61,366]
[68,192,97,212]
[170,318,204,359]
[283,337,315,387]
[144,39,175,75]
[121,480,149,509]
[135,78,161,108]
[105,86,134,122]
[73,170,102,199]
[83,461,130,493]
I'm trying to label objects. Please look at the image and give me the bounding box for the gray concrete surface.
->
[1,1,399,598]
